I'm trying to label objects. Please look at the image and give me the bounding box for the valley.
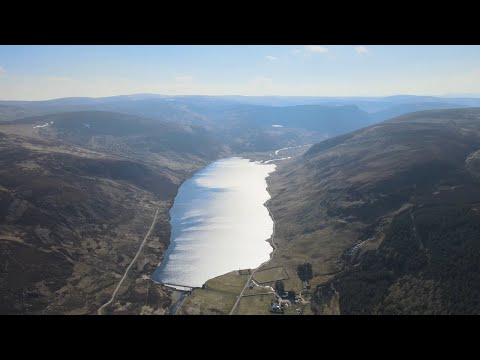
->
[4,44,480,317]
[2,94,480,315]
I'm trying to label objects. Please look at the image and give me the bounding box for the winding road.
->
[274,144,311,156]
[98,208,159,315]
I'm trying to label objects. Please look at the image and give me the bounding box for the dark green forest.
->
[335,204,480,314]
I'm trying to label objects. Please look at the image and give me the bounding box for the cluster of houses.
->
[270,302,284,313]
[270,291,303,313]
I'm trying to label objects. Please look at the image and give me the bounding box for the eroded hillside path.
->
[98,208,159,315]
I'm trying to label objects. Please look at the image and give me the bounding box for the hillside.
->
[0,111,225,314]
[0,105,35,122]
[268,108,480,314]
[369,102,470,122]
[12,111,224,161]
[4,95,480,154]
[0,99,369,152]
[205,104,372,153]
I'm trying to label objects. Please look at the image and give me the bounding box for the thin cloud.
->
[0,66,6,78]
[175,75,193,82]
[265,55,278,61]
[354,46,369,55]
[291,48,302,54]
[304,45,329,53]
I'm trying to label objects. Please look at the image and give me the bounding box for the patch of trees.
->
[275,280,285,295]
[297,263,313,282]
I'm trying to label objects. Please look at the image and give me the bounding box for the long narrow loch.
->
[152,157,276,288]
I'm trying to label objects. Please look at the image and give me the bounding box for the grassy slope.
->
[0,111,224,314]
[268,108,480,314]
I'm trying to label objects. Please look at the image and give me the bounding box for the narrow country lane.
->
[98,209,159,315]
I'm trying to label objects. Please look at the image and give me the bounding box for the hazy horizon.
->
[2,92,480,103]
[1,45,480,100]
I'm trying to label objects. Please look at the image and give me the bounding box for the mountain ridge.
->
[268,107,480,314]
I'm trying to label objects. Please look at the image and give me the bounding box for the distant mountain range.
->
[3,94,480,153]
[3,93,480,117]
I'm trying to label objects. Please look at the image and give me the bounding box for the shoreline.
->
[152,157,280,315]
[155,147,305,315]
[227,165,281,314]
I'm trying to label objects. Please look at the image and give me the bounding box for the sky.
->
[1,45,480,100]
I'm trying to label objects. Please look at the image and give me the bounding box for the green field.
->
[179,288,237,315]
[178,271,249,315]
[206,271,250,294]
[253,266,289,284]
[243,284,274,296]
[237,294,275,315]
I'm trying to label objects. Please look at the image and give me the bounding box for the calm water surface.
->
[152,157,276,287]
